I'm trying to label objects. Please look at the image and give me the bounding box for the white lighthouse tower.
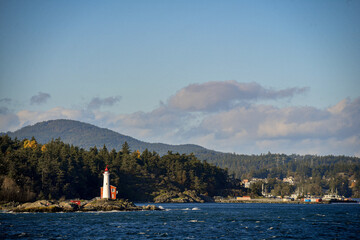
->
[102,165,110,199]
[100,165,117,199]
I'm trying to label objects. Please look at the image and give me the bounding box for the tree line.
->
[0,136,230,202]
[204,152,360,198]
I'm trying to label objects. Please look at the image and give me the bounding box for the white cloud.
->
[15,107,88,129]
[0,82,358,156]
[91,96,359,156]
[187,97,360,155]
[0,107,20,132]
[90,106,192,143]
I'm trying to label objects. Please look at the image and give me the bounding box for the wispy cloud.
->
[168,81,309,112]
[0,98,12,105]
[87,96,122,110]
[30,92,51,105]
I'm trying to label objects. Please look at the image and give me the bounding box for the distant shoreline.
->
[215,198,358,204]
[137,198,358,205]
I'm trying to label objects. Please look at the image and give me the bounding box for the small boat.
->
[322,193,357,203]
[322,193,342,201]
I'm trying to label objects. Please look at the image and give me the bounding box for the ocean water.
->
[1,203,359,239]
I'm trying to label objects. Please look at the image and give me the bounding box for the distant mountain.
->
[4,119,213,156]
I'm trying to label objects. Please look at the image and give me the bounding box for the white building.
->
[100,166,117,199]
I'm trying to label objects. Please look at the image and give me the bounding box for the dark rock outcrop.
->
[3,199,161,212]
[154,190,214,203]
[82,199,140,211]
[12,200,78,212]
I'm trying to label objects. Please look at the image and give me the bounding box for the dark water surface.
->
[1,203,359,239]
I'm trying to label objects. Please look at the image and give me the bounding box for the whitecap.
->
[188,219,203,223]
[7,211,32,214]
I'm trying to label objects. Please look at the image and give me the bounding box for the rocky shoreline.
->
[215,198,359,204]
[3,196,355,213]
[153,190,214,203]
[0,199,161,213]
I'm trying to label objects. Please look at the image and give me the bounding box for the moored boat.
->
[322,193,358,203]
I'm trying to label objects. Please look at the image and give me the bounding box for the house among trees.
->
[283,176,295,185]
[242,179,250,188]
[100,166,117,200]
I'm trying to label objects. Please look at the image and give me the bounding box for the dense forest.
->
[202,152,360,179]
[1,134,359,202]
[202,152,360,198]
[0,136,230,202]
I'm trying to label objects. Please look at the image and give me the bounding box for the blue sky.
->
[0,0,359,156]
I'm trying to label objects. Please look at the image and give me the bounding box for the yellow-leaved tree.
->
[41,144,47,152]
[23,139,37,150]
[135,150,141,159]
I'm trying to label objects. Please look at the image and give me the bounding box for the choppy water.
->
[1,203,359,239]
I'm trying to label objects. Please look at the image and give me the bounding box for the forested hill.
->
[4,119,211,156]
[3,119,360,181]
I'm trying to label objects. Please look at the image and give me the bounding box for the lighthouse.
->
[100,166,117,199]
[102,165,110,199]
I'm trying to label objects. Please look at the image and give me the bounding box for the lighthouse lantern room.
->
[100,165,117,200]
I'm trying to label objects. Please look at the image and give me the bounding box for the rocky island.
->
[0,199,161,213]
